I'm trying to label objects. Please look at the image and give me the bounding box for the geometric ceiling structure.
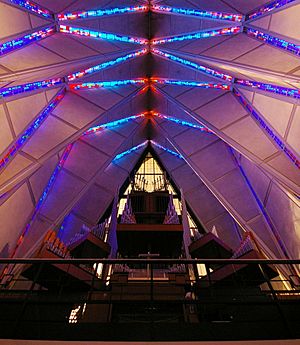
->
[1,0,300,264]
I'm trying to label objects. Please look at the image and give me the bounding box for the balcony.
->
[0,258,299,341]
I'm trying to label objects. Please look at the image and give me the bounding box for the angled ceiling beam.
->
[151,48,300,100]
[234,79,300,99]
[16,120,147,258]
[151,4,243,22]
[0,87,65,171]
[232,86,300,170]
[113,141,148,161]
[57,5,149,21]
[245,0,300,22]
[0,78,64,98]
[59,25,148,45]
[0,85,147,195]
[69,78,147,90]
[0,25,56,56]
[151,111,212,133]
[67,48,148,81]
[150,140,184,159]
[151,26,242,45]
[151,48,233,81]
[153,121,284,260]
[0,48,145,80]
[154,86,300,194]
[162,48,300,85]
[229,147,291,259]
[151,78,230,90]
[1,0,53,19]
[9,143,73,258]
[244,25,300,57]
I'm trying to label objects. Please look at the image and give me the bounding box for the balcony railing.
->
[0,258,299,341]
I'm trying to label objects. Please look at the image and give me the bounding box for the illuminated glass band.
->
[152,5,243,22]
[152,78,231,90]
[83,113,146,136]
[150,140,183,159]
[58,5,148,21]
[67,49,148,81]
[0,91,65,171]
[0,78,63,98]
[8,0,52,18]
[69,79,147,90]
[0,26,55,55]
[235,79,300,99]
[245,27,300,56]
[11,143,73,259]
[152,112,213,133]
[151,26,242,45]
[114,141,148,161]
[59,25,148,45]
[151,48,233,82]
[233,88,300,169]
[246,0,296,21]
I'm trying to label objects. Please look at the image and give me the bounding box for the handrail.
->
[0,258,299,264]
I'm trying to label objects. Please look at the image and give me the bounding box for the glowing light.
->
[152,5,243,22]
[9,143,73,258]
[8,0,52,18]
[151,48,233,82]
[151,78,231,90]
[83,113,147,136]
[59,25,148,45]
[235,79,300,99]
[245,27,300,56]
[246,0,296,21]
[58,5,148,21]
[0,91,65,171]
[233,88,300,169]
[229,146,290,259]
[113,141,148,161]
[0,78,64,98]
[0,26,55,55]
[67,49,148,81]
[150,140,183,159]
[151,112,213,133]
[69,79,147,90]
[151,26,242,45]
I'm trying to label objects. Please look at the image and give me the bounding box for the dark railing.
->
[0,258,299,341]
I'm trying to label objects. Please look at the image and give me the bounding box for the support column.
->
[181,189,191,258]
[181,189,195,281]
[108,190,119,258]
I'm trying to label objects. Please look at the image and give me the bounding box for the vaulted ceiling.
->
[0,0,300,261]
